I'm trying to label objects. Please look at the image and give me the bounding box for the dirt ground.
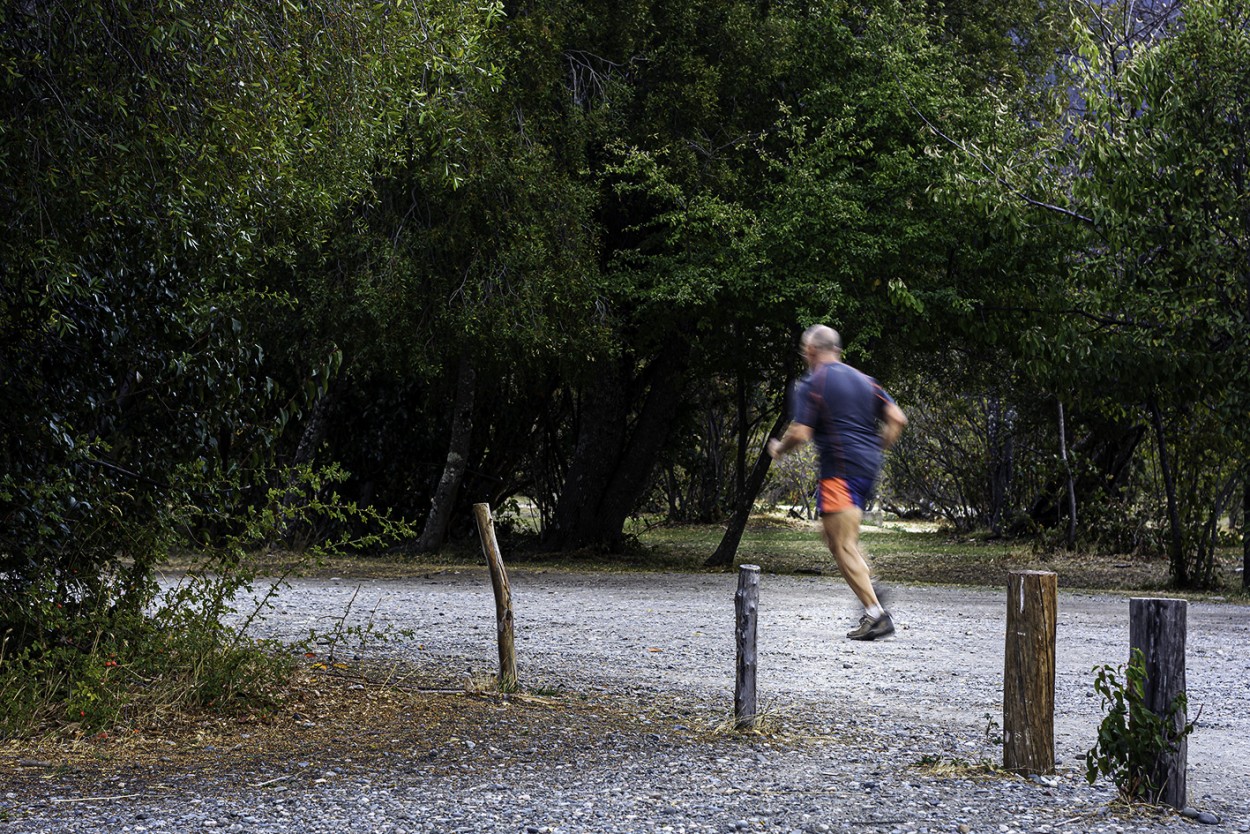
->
[214,569,1250,805]
[4,547,1246,824]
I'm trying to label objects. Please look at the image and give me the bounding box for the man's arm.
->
[767,422,813,459]
[879,401,907,449]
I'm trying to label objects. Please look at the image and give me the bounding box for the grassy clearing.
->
[228,511,1247,600]
[649,515,1244,597]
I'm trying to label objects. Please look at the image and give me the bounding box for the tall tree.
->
[0,0,501,642]
[532,0,796,550]
[1056,0,1250,586]
[937,0,1247,584]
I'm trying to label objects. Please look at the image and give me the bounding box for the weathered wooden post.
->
[1003,570,1057,774]
[1129,597,1188,808]
[473,503,517,690]
[734,564,761,730]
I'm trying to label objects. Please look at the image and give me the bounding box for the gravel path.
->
[7,569,1249,834]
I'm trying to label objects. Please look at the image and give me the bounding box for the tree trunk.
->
[1244,475,1249,591]
[548,357,630,549]
[1022,419,1144,533]
[415,354,476,553]
[591,340,690,547]
[692,408,725,522]
[736,371,749,501]
[1148,398,1187,587]
[548,339,689,551]
[706,411,788,567]
[1058,400,1077,549]
[985,395,1009,536]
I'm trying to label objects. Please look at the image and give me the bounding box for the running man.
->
[768,325,907,640]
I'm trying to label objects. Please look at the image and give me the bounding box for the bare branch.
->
[885,64,1094,224]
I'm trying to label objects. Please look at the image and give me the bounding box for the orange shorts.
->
[816,477,873,515]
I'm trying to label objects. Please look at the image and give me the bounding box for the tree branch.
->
[887,69,1096,225]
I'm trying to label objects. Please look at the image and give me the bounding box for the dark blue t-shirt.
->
[792,362,895,481]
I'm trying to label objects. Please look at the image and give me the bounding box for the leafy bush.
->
[1085,648,1195,803]
[0,465,415,739]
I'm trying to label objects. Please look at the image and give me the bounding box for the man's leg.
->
[821,508,880,611]
[825,509,894,640]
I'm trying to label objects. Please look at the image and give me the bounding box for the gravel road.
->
[7,568,1249,834]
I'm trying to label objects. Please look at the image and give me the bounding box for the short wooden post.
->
[734,564,761,730]
[473,503,517,689]
[1129,597,1188,808]
[1003,570,1057,775]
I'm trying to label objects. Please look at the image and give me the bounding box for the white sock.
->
[865,604,884,619]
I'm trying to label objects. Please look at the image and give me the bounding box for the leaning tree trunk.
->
[1148,398,1188,587]
[706,411,789,567]
[415,355,477,553]
[279,388,334,549]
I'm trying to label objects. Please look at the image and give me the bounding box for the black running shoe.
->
[846,611,895,641]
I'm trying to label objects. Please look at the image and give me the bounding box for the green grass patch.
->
[176,513,1245,599]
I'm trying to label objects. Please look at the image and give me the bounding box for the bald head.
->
[801,324,842,356]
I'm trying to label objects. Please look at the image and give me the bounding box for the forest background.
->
[2,0,1249,732]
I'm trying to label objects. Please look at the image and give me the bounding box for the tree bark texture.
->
[1148,399,1187,586]
[1022,418,1144,533]
[415,355,476,553]
[549,338,690,551]
[474,503,517,689]
[734,564,760,730]
[1003,570,1057,775]
[1129,597,1188,809]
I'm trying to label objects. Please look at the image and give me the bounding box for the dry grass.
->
[0,661,713,806]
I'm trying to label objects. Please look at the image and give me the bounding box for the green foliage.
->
[0,0,493,732]
[929,0,1249,585]
[0,464,416,737]
[0,590,291,737]
[1086,648,1195,804]
[1056,0,1250,585]
[885,378,1048,534]
[761,444,821,520]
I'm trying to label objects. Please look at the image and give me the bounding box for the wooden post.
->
[473,503,517,690]
[1003,570,1057,775]
[1129,597,1188,808]
[734,564,761,730]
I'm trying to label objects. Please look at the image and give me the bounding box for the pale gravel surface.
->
[6,568,1249,834]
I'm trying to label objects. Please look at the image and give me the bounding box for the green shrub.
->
[0,465,414,739]
[1085,648,1195,803]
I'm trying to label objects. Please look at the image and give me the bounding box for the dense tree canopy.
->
[0,0,502,646]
